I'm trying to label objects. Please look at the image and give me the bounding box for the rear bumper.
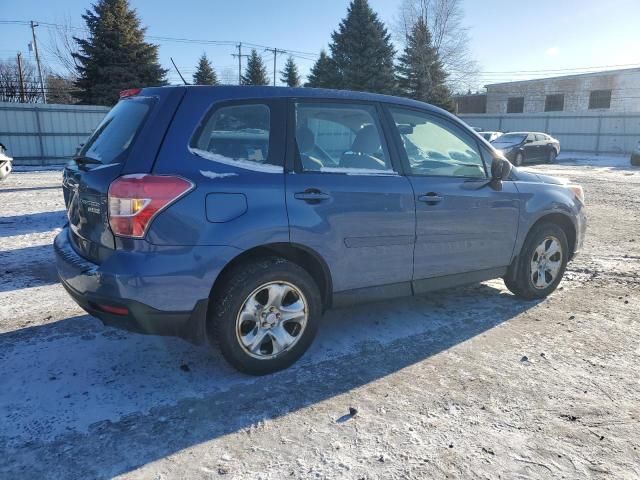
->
[54,226,240,343]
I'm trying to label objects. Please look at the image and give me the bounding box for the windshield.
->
[492,133,526,146]
[79,97,153,164]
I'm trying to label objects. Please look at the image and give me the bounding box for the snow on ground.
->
[1,155,639,479]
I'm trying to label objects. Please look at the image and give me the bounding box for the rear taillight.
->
[108,174,193,238]
[119,88,141,98]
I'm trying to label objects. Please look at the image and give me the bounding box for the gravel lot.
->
[1,155,639,479]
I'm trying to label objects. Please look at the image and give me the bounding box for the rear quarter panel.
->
[148,88,289,249]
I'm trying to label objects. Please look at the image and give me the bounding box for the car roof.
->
[503,131,546,135]
[144,84,456,119]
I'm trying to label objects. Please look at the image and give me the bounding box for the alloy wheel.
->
[530,236,563,289]
[235,281,308,360]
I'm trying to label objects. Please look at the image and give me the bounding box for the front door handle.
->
[294,189,331,203]
[418,192,444,205]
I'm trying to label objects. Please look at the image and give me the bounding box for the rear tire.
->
[504,222,569,300]
[548,149,557,164]
[514,152,524,166]
[210,257,322,375]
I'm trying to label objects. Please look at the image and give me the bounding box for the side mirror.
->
[524,139,533,144]
[491,157,512,181]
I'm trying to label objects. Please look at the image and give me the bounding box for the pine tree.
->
[305,50,340,88]
[73,0,167,105]
[329,0,396,94]
[280,56,300,87]
[192,53,218,85]
[242,49,270,86]
[396,17,454,112]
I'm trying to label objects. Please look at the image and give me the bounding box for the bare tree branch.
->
[0,58,42,103]
[393,0,479,93]
[43,15,81,80]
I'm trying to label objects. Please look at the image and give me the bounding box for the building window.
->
[506,97,524,113]
[589,90,612,109]
[545,94,564,112]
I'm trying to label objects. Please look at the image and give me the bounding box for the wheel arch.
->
[208,242,333,312]
[530,212,577,258]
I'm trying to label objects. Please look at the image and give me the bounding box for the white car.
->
[479,131,503,142]
[0,143,12,181]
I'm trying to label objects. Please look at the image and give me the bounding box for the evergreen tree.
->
[73,0,167,105]
[241,49,269,86]
[192,53,218,85]
[280,56,301,87]
[305,50,340,88]
[328,0,396,94]
[396,17,454,111]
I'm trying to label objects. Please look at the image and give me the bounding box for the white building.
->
[485,68,640,114]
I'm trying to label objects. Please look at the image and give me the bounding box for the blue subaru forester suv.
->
[55,86,586,374]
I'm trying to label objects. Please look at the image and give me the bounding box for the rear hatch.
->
[62,87,185,263]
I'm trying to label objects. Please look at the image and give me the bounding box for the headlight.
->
[567,184,584,203]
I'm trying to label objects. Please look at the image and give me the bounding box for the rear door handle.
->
[294,189,331,203]
[418,192,444,205]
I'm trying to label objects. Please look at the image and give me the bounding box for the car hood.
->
[514,168,569,185]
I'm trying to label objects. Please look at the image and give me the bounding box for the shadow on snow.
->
[0,281,540,479]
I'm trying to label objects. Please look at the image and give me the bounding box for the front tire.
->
[504,222,569,299]
[210,257,321,375]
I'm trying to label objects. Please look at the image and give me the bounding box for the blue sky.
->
[1,0,639,90]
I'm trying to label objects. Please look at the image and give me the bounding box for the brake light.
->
[108,174,193,238]
[119,88,141,98]
[96,303,129,316]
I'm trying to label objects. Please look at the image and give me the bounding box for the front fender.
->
[513,181,583,257]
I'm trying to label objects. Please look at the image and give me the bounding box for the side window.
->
[191,103,277,168]
[535,133,545,141]
[389,107,486,178]
[294,102,394,173]
[527,133,536,142]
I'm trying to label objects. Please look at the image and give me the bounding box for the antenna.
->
[170,57,189,85]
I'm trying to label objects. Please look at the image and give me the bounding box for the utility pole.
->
[265,47,285,86]
[231,42,249,85]
[30,21,46,103]
[16,52,26,103]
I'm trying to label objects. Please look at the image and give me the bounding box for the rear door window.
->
[79,97,153,165]
[293,102,394,173]
[191,103,280,171]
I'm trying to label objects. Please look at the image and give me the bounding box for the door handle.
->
[294,189,331,203]
[418,192,444,205]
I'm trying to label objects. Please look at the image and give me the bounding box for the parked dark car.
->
[631,140,640,166]
[479,131,502,142]
[0,142,12,181]
[491,132,560,166]
[55,86,586,374]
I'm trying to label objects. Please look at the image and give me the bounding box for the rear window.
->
[79,97,153,165]
[191,103,279,171]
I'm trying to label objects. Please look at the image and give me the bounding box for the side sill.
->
[412,267,507,295]
[332,282,412,309]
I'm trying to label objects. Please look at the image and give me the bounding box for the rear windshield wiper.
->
[73,155,102,168]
